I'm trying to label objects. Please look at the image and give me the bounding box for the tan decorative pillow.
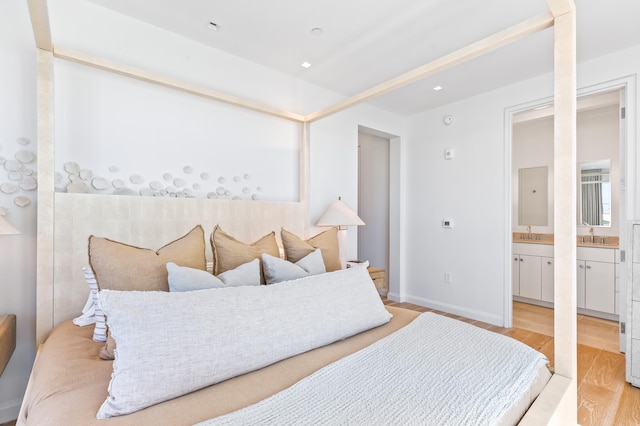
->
[281,227,342,272]
[99,331,116,360]
[210,225,279,284]
[89,225,206,292]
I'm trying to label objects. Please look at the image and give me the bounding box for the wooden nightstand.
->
[367,267,387,296]
[0,314,16,377]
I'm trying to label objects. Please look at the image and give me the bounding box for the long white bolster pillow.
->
[97,264,391,419]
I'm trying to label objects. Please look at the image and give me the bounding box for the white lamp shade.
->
[0,216,19,235]
[316,197,365,228]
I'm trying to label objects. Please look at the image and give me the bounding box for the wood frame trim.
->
[26,2,555,126]
[27,0,52,51]
[54,46,306,123]
[304,12,554,123]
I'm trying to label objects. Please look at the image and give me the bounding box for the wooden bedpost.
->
[521,1,578,424]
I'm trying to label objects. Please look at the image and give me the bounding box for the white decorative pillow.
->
[97,265,391,418]
[167,259,261,292]
[261,249,326,284]
[79,266,106,342]
[72,294,95,327]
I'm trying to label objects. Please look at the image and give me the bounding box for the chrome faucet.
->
[589,227,594,243]
[526,225,532,240]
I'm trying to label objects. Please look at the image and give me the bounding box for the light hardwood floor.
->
[384,299,640,426]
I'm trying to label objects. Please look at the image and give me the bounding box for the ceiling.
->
[85,0,640,116]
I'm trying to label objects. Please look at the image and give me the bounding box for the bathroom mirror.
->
[518,166,548,226]
[579,159,611,227]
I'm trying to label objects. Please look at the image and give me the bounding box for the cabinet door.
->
[577,261,586,309]
[512,256,520,296]
[541,257,554,303]
[585,261,615,314]
[519,255,541,299]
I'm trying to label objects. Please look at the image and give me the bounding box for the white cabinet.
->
[518,255,542,299]
[627,221,640,386]
[577,260,615,312]
[513,243,618,319]
[541,257,554,303]
[577,247,616,315]
[512,243,553,304]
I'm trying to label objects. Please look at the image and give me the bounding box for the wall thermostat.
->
[442,219,454,228]
[443,115,455,125]
[444,148,455,160]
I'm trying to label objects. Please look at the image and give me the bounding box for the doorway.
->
[357,130,390,291]
[509,83,629,352]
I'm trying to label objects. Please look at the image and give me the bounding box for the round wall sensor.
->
[443,115,455,125]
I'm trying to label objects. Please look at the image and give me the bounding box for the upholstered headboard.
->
[37,192,305,343]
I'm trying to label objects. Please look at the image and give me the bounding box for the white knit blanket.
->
[196,312,551,426]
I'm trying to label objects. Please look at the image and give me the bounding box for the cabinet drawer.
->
[577,246,615,263]
[512,243,554,257]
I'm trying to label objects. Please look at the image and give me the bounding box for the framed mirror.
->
[579,159,611,227]
[518,166,548,226]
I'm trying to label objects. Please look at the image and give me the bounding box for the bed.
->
[18,212,551,425]
[26,0,578,422]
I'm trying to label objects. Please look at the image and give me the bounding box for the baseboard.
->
[385,291,401,302]
[0,399,20,424]
[401,294,504,327]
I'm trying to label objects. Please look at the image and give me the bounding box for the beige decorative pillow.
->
[99,332,116,361]
[210,225,279,283]
[281,227,342,272]
[89,225,206,292]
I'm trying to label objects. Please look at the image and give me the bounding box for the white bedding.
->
[198,312,551,426]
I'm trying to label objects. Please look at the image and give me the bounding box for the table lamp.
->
[316,197,365,268]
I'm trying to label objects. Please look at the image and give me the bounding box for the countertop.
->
[512,232,619,249]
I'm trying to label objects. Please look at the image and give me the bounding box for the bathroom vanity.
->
[513,232,620,321]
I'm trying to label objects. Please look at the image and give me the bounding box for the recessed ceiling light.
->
[433,85,443,91]
[301,61,312,69]
[310,28,323,36]
[206,22,219,31]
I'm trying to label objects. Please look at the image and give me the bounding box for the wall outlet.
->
[445,272,452,283]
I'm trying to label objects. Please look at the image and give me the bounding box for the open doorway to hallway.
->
[357,130,390,293]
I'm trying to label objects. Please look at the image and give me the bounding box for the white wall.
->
[0,1,37,422]
[308,105,403,259]
[54,59,300,201]
[401,44,639,327]
[403,89,527,325]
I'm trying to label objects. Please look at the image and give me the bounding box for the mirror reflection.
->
[580,159,611,227]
